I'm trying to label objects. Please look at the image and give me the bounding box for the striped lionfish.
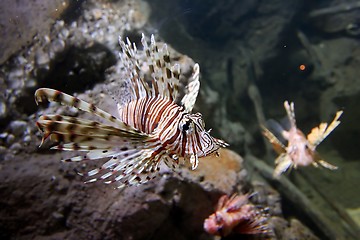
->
[203,194,269,237]
[35,34,228,188]
[262,101,343,178]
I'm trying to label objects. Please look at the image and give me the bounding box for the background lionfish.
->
[262,101,343,178]
[35,34,228,188]
[203,194,269,237]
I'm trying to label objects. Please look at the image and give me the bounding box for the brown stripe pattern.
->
[34,34,228,189]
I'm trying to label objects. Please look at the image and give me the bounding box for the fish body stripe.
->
[34,34,228,188]
[119,95,213,159]
[120,96,180,134]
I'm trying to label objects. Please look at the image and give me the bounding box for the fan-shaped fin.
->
[307,110,343,147]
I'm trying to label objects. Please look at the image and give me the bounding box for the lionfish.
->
[203,194,269,237]
[35,34,228,188]
[262,101,343,178]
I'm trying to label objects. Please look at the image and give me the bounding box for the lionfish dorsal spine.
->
[284,101,296,128]
[181,63,200,112]
[120,34,181,102]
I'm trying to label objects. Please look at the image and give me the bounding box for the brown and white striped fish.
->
[262,101,342,178]
[35,34,228,188]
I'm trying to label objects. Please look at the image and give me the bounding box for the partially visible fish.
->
[35,34,228,188]
[203,194,269,237]
[262,101,343,178]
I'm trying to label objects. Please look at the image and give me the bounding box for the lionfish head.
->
[179,112,228,158]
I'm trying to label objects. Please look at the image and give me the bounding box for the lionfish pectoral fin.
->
[233,217,270,235]
[76,139,166,188]
[216,195,230,210]
[273,153,293,178]
[163,154,180,171]
[307,110,343,147]
[39,133,50,147]
[261,125,286,154]
[35,121,49,147]
[190,154,199,170]
[34,88,137,131]
[264,119,287,142]
[310,152,338,170]
[226,194,250,212]
[314,159,338,170]
[36,114,147,156]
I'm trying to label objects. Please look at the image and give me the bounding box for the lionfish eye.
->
[182,120,191,132]
[179,116,194,134]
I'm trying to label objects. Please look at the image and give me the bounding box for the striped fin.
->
[49,133,146,154]
[181,63,200,112]
[273,153,293,178]
[146,34,181,101]
[36,114,149,153]
[37,115,146,139]
[307,110,343,147]
[78,144,167,188]
[284,101,296,128]
[118,34,181,102]
[261,125,286,155]
[118,36,151,101]
[35,88,139,133]
[36,114,169,187]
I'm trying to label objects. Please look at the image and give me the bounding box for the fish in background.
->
[34,34,228,189]
[262,101,343,178]
[203,193,270,237]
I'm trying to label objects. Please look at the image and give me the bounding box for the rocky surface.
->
[0,0,359,239]
[0,0,71,64]
[0,147,320,240]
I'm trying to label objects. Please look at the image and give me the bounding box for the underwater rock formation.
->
[0,147,320,239]
[0,0,70,64]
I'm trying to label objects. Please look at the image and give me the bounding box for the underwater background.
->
[0,0,359,239]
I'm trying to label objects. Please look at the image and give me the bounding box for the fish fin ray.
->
[181,63,200,112]
[34,88,132,130]
[284,101,296,128]
[261,125,286,154]
[119,34,181,100]
[273,153,293,178]
[80,146,168,187]
[307,110,343,147]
